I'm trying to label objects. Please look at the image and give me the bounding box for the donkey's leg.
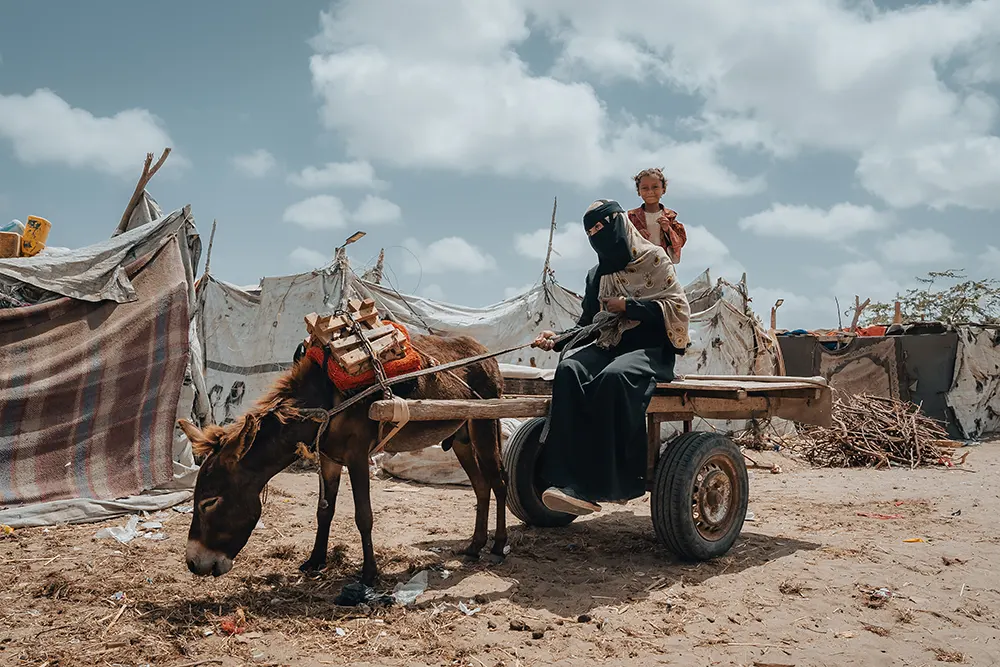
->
[300,456,343,572]
[450,424,492,558]
[347,455,378,586]
[470,419,509,559]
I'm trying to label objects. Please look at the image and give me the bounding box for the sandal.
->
[542,487,601,516]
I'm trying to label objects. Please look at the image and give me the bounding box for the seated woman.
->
[532,199,691,516]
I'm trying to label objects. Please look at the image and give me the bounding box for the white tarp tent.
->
[946,325,1000,440]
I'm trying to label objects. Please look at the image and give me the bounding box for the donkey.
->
[178,333,508,586]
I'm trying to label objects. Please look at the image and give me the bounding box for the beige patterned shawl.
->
[594,223,691,351]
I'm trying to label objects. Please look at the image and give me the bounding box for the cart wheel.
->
[651,431,748,561]
[502,417,577,528]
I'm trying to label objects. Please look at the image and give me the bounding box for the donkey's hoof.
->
[485,552,505,566]
[299,557,326,573]
[359,570,378,588]
[458,545,483,560]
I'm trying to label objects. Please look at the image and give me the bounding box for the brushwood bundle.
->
[793,394,963,469]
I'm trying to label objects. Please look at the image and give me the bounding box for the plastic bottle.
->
[0,220,24,234]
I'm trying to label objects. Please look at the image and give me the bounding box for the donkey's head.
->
[179,360,333,576]
[179,414,278,576]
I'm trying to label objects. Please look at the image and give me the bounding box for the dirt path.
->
[2,444,997,666]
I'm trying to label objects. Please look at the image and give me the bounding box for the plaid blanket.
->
[0,238,190,508]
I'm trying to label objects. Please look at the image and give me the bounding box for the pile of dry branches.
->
[795,393,960,468]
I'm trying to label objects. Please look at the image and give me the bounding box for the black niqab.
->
[583,199,632,276]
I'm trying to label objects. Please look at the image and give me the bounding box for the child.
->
[627,167,686,264]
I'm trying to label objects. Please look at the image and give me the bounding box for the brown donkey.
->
[178,333,508,586]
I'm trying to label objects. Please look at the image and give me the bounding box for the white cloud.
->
[402,236,497,274]
[979,245,1000,271]
[352,194,401,225]
[289,246,330,270]
[0,88,187,178]
[738,203,894,239]
[750,286,838,331]
[307,0,762,196]
[830,260,905,305]
[231,149,276,178]
[682,224,745,281]
[530,0,1000,211]
[283,193,402,230]
[287,160,384,189]
[877,229,960,266]
[856,137,1000,210]
[955,43,1000,85]
[514,224,590,267]
[282,195,349,230]
[419,284,446,301]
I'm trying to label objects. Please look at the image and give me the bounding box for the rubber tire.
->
[502,417,577,528]
[651,431,748,561]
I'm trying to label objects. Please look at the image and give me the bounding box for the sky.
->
[1,0,999,329]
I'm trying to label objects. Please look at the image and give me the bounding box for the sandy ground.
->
[1,443,998,667]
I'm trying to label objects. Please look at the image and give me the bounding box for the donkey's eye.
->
[199,497,221,513]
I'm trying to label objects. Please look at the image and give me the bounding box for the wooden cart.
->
[369,374,832,562]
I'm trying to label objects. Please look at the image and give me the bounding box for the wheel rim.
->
[690,454,740,541]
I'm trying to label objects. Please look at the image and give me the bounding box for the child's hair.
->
[633,167,668,195]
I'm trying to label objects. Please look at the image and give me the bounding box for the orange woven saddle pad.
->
[306,319,423,392]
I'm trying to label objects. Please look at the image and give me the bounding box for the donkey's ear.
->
[178,419,222,457]
[227,413,261,463]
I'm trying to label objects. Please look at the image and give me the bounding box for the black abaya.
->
[539,266,681,503]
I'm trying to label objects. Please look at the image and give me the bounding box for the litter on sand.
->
[393,570,430,606]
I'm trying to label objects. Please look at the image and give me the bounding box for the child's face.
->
[637,176,665,206]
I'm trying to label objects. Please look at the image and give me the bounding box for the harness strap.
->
[370,396,412,457]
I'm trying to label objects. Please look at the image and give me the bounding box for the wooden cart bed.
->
[369,374,832,429]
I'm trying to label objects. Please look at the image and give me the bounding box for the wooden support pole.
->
[203,219,217,276]
[114,148,171,237]
[369,397,550,422]
[850,295,871,333]
[542,196,557,280]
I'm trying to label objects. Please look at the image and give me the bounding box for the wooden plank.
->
[337,329,407,372]
[369,397,551,421]
[367,383,831,427]
[330,324,397,351]
[646,392,832,427]
[346,297,376,313]
[677,374,829,386]
[658,379,826,393]
[321,314,351,333]
[503,377,553,396]
[349,309,379,328]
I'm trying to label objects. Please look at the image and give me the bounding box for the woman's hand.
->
[604,297,626,314]
[532,330,557,351]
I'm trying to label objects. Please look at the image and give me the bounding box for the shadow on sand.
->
[145,510,819,627]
